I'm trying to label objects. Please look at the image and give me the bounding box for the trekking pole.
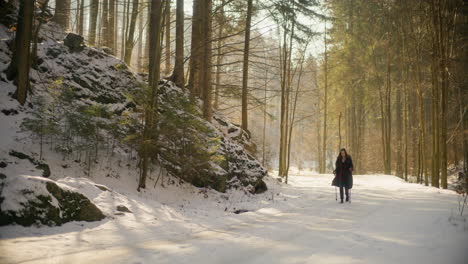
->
[335,187,337,201]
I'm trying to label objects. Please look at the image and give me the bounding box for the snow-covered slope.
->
[0,16,266,196]
[1,173,466,264]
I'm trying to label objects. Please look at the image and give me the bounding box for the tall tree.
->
[138,0,164,191]
[320,23,328,174]
[77,0,84,35]
[170,0,184,88]
[124,0,140,65]
[200,0,213,121]
[164,0,171,76]
[241,0,253,132]
[213,0,225,110]
[7,0,35,106]
[108,0,116,52]
[188,0,202,95]
[53,0,70,30]
[101,0,110,47]
[88,0,99,45]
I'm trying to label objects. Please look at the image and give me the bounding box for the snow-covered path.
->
[1,174,467,264]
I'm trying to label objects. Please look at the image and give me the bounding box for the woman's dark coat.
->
[332,155,353,189]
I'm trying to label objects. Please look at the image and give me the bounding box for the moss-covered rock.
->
[0,175,105,227]
[46,182,105,223]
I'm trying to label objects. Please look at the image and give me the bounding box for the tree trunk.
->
[78,0,84,36]
[124,0,140,65]
[338,112,342,150]
[241,0,253,132]
[89,0,99,45]
[262,66,268,167]
[101,0,109,47]
[320,23,328,174]
[213,0,224,109]
[188,0,202,95]
[431,0,440,187]
[139,0,164,191]
[278,33,287,177]
[164,0,171,76]
[121,0,130,58]
[137,2,143,70]
[108,0,116,52]
[201,0,213,121]
[416,45,427,185]
[54,0,70,30]
[7,0,35,106]
[171,0,184,88]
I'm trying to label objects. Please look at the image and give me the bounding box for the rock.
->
[35,163,50,178]
[95,184,110,192]
[213,116,229,127]
[233,209,249,214]
[1,109,19,116]
[64,33,85,52]
[254,180,267,194]
[114,212,125,216]
[116,205,132,213]
[0,161,7,168]
[45,182,105,223]
[46,46,62,58]
[0,176,105,227]
[101,46,114,55]
[228,127,239,134]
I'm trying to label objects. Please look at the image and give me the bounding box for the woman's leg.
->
[345,187,349,201]
[339,186,344,202]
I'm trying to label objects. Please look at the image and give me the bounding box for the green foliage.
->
[22,79,115,168]
[123,83,227,191]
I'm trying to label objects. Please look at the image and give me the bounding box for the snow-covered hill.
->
[0,15,267,193]
[1,173,467,264]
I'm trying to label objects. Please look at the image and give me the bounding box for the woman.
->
[332,148,354,203]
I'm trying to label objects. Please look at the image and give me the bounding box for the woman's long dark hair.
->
[337,148,348,160]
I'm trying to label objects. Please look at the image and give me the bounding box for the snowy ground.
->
[1,172,467,264]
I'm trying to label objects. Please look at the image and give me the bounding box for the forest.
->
[0,0,467,263]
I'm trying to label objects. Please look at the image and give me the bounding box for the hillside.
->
[0,20,268,227]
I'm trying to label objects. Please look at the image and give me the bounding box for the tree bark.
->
[7,0,35,106]
[54,0,70,30]
[213,0,224,109]
[138,0,164,191]
[171,0,184,88]
[78,0,84,36]
[241,0,253,132]
[89,0,99,45]
[108,0,116,52]
[101,0,109,48]
[164,0,171,76]
[201,0,213,121]
[124,0,140,65]
[188,0,202,95]
[320,23,328,174]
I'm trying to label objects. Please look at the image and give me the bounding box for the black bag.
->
[331,170,338,187]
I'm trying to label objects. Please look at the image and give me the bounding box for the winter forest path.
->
[1,174,467,264]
